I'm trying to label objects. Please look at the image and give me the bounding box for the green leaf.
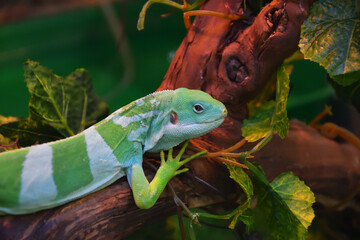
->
[332,69,360,86]
[64,68,109,132]
[238,63,311,239]
[0,119,63,147]
[242,101,274,142]
[299,0,360,86]
[242,64,290,142]
[247,162,315,240]
[24,60,109,137]
[226,164,254,229]
[236,209,254,232]
[271,65,289,139]
[227,164,253,204]
[270,172,316,229]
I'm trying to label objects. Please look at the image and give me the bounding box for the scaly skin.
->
[131,141,206,209]
[0,88,227,214]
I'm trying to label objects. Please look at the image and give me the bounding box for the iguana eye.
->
[193,104,204,113]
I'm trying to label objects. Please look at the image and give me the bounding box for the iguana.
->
[0,88,227,215]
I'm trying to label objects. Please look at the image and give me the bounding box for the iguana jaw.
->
[145,116,226,153]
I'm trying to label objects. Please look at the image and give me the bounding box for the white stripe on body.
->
[19,144,57,206]
[136,98,145,106]
[4,115,152,214]
[47,127,125,207]
[112,110,161,128]
[150,99,160,107]
[84,127,123,184]
[128,126,148,142]
[11,128,124,214]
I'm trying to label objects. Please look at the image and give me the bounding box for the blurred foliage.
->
[0,1,186,117]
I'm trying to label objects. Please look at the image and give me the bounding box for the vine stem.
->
[0,137,20,149]
[183,10,248,29]
[309,105,332,127]
[212,157,248,169]
[138,0,202,30]
[320,122,360,150]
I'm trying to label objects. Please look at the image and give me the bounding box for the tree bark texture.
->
[1,0,360,239]
[159,0,314,149]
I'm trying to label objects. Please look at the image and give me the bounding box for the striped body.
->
[0,88,227,214]
[0,129,124,214]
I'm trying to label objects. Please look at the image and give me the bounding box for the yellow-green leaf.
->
[299,0,360,86]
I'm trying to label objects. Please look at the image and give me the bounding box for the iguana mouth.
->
[188,117,225,127]
[202,109,227,124]
[204,118,225,125]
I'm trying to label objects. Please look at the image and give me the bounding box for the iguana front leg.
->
[129,141,206,209]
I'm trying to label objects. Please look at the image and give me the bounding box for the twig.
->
[309,105,332,127]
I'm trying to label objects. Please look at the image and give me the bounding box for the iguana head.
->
[145,88,227,152]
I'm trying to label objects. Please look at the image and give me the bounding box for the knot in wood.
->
[226,57,248,83]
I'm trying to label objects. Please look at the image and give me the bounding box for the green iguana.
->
[0,88,227,214]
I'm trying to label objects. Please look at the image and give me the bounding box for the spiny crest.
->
[145,89,173,98]
[104,90,174,122]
